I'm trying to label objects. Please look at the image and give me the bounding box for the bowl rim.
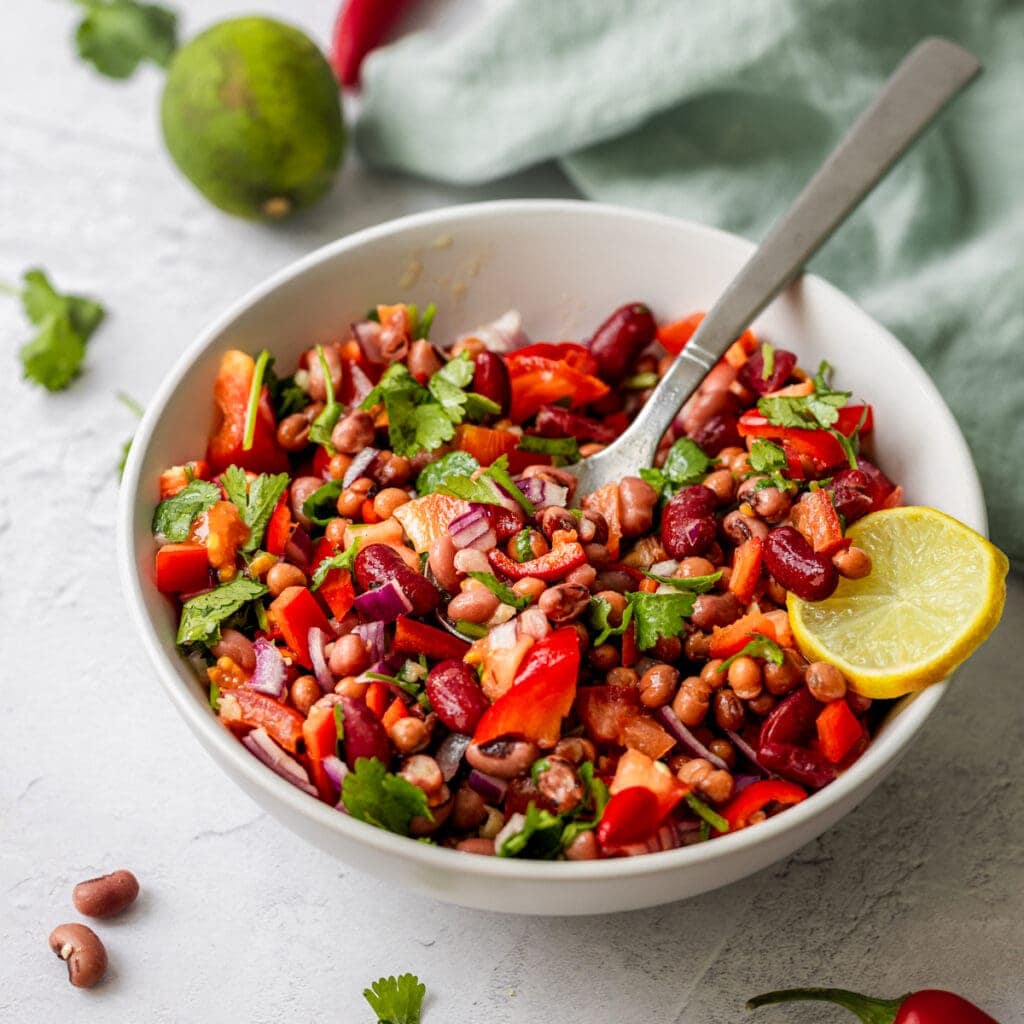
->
[117,198,984,883]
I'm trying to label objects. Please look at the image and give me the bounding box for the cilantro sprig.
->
[152,478,219,541]
[640,437,714,498]
[341,757,431,835]
[626,591,696,650]
[642,569,722,593]
[308,345,343,450]
[436,456,535,515]
[311,539,360,588]
[176,576,267,647]
[221,465,289,552]
[5,269,106,391]
[72,0,178,79]
[363,973,426,1024]
[747,438,796,494]
[414,451,479,496]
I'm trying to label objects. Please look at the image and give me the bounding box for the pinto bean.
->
[456,837,496,855]
[428,534,461,593]
[290,476,324,529]
[618,476,658,538]
[536,505,577,541]
[72,870,139,919]
[211,628,256,672]
[266,562,306,597]
[690,592,743,631]
[447,586,501,624]
[407,339,443,378]
[276,413,312,452]
[534,756,583,814]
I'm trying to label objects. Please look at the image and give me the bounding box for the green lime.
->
[161,17,345,220]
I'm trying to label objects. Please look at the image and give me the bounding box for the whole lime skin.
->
[161,17,345,220]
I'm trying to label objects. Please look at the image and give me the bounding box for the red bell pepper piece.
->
[268,586,332,669]
[791,488,850,556]
[487,540,586,582]
[472,628,580,746]
[393,616,470,660]
[319,569,356,620]
[381,697,408,731]
[155,543,210,593]
[596,787,662,849]
[620,717,675,760]
[206,350,288,475]
[748,987,1001,1024]
[728,536,763,604]
[505,346,610,423]
[656,312,705,355]
[303,702,339,762]
[453,424,520,467]
[506,342,600,376]
[620,620,639,667]
[330,0,416,87]
[709,612,784,659]
[265,496,292,557]
[575,684,641,744]
[609,748,690,822]
[533,405,627,444]
[816,699,865,764]
[220,689,305,753]
[720,779,807,832]
[159,460,210,499]
[365,681,390,719]
[737,405,873,471]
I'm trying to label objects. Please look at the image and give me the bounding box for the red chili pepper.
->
[472,628,580,746]
[596,787,662,849]
[264,495,292,557]
[488,539,586,582]
[330,0,416,87]
[206,350,288,475]
[393,615,470,661]
[791,487,850,556]
[748,986,1002,1024]
[220,690,305,753]
[155,543,210,594]
[816,699,865,764]
[719,779,807,831]
[728,536,764,604]
[268,586,332,669]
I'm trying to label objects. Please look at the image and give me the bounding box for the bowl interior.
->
[120,200,985,888]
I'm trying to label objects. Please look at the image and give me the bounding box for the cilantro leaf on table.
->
[363,973,426,1024]
[467,571,530,610]
[152,479,220,541]
[176,576,267,647]
[717,634,785,673]
[642,569,722,594]
[220,466,289,552]
[9,269,106,391]
[311,539,360,588]
[341,757,431,835]
[415,451,480,496]
[625,591,696,650]
[72,0,178,80]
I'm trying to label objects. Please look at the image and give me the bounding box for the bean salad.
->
[151,301,902,859]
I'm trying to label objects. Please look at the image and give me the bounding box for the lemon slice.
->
[788,507,1008,699]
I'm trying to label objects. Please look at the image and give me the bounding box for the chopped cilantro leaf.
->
[642,569,722,594]
[436,475,502,506]
[363,973,426,1024]
[242,350,269,453]
[152,479,220,541]
[483,455,534,514]
[73,0,178,79]
[463,392,502,421]
[311,539,360,588]
[626,591,696,650]
[517,434,581,462]
[412,401,456,451]
[498,803,565,859]
[639,466,668,498]
[686,793,730,833]
[749,438,787,474]
[758,360,852,432]
[435,349,474,388]
[264,357,308,419]
[341,757,431,835]
[467,571,530,610]
[717,634,785,673]
[176,577,267,647]
[415,450,480,496]
[302,480,345,528]
[220,466,289,552]
[511,529,536,563]
[588,596,633,646]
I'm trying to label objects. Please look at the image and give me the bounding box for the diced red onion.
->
[436,733,471,782]
[493,810,525,850]
[449,505,497,551]
[457,310,527,353]
[249,637,287,697]
[322,754,349,792]
[348,362,375,406]
[343,446,380,488]
[352,621,386,663]
[488,480,523,514]
[307,627,333,692]
[656,706,730,770]
[518,607,550,640]
[650,559,678,577]
[354,581,413,623]
[285,525,313,568]
[514,476,568,508]
[725,729,767,775]
[468,768,508,803]
[733,773,760,794]
[242,728,317,797]
[351,320,383,362]
[488,618,518,650]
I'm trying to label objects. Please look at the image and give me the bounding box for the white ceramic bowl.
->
[118,200,985,915]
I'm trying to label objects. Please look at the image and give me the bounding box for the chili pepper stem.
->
[747,988,908,1024]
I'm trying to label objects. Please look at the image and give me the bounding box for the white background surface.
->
[1,2,1021,1021]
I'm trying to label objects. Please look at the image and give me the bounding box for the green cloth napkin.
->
[356,0,1024,562]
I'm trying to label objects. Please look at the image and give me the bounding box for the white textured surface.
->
[0,1,1021,1020]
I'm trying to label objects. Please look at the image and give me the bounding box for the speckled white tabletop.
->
[1,2,1021,1021]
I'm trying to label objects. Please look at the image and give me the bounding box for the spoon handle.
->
[634,37,981,447]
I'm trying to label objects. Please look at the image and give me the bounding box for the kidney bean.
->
[427,660,491,734]
[72,870,139,919]
[759,741,837,789]
[670,484,718,519]
[763,525,838,602]
[466,738,539,779]
[534,405,622,444]
[354,544,441,615]
[759,686,819,749]
[690,411,742,456]
[339,696,391,767]
[472,351,511,414]
[587,302,656,382]
[49,923,107,988]
[689,592,743,631]
[828,468,874,524]
[662,514,717,560]
[737,346,797,394]
[854,457,897,509]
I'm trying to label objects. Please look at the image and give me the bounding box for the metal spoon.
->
[565,37,980,499]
